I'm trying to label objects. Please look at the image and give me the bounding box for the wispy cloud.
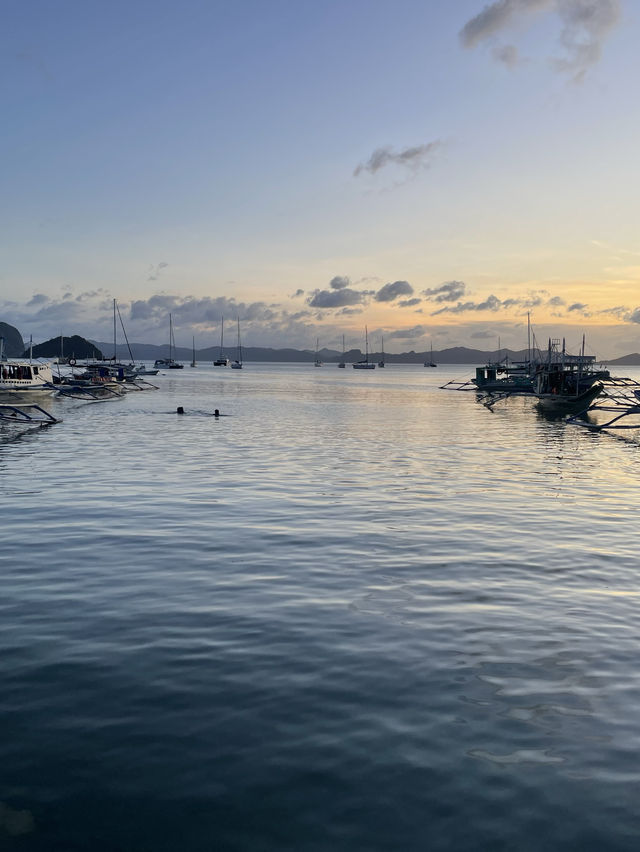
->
[554,0,621,81]
[423,281,466,303]
[385,325,428,340]
[567,301,591,316]
[307,288,365,309]
[433,294,502,315]
[375,281,414,302]
[460,0,551,49]
[354,141,443,177]
[147,261,169,282]
[460,0,621,80]
[492,43,520,68]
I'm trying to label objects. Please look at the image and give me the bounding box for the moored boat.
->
[353,326,375,369]
[231,318,243,369]
[214,318,230,366]
[0,338,55,396]
[533,337,608,411]
[155,314,184,368]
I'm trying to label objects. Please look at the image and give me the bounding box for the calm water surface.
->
[2,363,640,850]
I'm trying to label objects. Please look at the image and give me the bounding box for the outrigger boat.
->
[0,403,60,427]
[566,377,640,432]
[0,338,55,397]
[531,337,608,412]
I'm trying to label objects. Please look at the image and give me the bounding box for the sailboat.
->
[231,318,243,369]
[338,334,346,368]
[190,336,197,368]
[314,338,322,367]
[378,336,385,368]
[155,314,184,368]
[353,326,375,369]
[424,342,437,368]
[213,317,230,366]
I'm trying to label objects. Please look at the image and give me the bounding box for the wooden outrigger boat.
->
[566,376,640,432]
[0,403,61,427]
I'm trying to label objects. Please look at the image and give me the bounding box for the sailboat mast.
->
[116,300,135,363]
[113,298,117,361]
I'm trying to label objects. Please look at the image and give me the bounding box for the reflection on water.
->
[1,364,640,850]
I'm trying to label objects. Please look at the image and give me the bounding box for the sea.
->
[2,362,640,851]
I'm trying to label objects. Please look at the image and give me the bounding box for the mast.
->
[220,317,224,355]
[237,318,241,363]
[527,312,531,369]
[365,325,369,363]
[113,298,117,361]
[169,314,173,362]
[115,300,135,363]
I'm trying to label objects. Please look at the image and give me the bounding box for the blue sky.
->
[1,0,639,356]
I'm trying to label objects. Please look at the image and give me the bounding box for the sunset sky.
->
[1,0,638,357]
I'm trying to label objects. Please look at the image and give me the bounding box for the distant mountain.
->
[29,335,104,360]
[0,322,25,357]
[91,341,537,365]
[606,353,640,366]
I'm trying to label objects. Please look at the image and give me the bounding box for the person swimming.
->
[176,407,184,414]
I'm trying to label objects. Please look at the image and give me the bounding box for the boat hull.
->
[535,383,603,412]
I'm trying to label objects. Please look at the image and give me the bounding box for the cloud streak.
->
[460,0,621,80]
[375,281,414,302]
[423,280,467,303]
[307,288,365,309]
[354,141,443,177]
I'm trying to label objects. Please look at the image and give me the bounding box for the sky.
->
[1,0,639,357]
